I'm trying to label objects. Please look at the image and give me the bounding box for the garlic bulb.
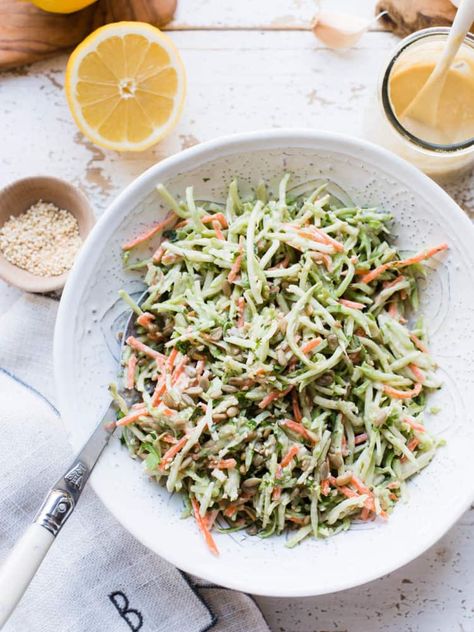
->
[312,10,387,50]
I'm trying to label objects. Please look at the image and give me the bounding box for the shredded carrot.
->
[228,253,243,283]
[116,406,149,427]
[351,475,375,511]
[126,354,137,390]
[360,507,371,521]
[191,498,219,556]
[211,458,237,469]
[151,378,166,407]
[354,432,368,445]
[339,486,358,499]
[300,226,344,252]
[404,416,426,432]
[287,516,307,525]
[407,437,420,452]
[272,486,282,501]
[297,229,328,245]
[320,479,331,496]
[383,275,405,289]
[281,418,316,444]
[360,262,392,285]
[152,245,164,263]
[360,243,448,284]
[401,437,421,463]
[297,227,344,253]
[223,504,238,518]
[351,476,369,495]
[167,348,179,371]
[162,434,178,444]
[313,227,345,252]
[339,299,365,310]
[126,336,165,364]
[274,255,290,269]
[136,312,155,328]
[212,220,225,240]
[172,355,189,385]
[395,243,448,268]
[202,212,228,228]
[300,337,322,354]
[237,296,245,328]
[159,435,188,471]
[383,382,422,400]
[410,333,429,354]
[159,405,176,417]
[150,349,181,406]
[122,212,177,250]
[280,445,300,469]
[409,363,425,383]
[389,493,398,501]
[259,386,292,410]
[320,254,332,271]
[292,390,303,422]
[205,509,219,530]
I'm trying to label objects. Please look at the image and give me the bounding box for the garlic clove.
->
[311,11,372,50]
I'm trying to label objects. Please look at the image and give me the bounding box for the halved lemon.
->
[65,22,186,152]
[29,0,97,13]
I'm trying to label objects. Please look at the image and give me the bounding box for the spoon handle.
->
[0,478,80,629]
[0,402,117,628]
[436,0,474,76]
[0,523,55,628]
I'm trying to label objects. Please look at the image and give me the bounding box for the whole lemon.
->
[29,0,98,13]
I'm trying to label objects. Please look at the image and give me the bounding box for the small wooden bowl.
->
[0,176,95,293]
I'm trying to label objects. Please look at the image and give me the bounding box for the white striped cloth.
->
[0,293,270,632]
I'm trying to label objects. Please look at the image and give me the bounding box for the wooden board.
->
[0,0,177,69]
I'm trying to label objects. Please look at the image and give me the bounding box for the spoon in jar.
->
[401,0,474,129]
[311,10,387,50]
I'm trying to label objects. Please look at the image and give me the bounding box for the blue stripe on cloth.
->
[0,367,59,416]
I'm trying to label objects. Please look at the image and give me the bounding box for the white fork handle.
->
[0,523,54,628]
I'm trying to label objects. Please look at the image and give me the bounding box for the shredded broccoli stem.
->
[115,175,445,552]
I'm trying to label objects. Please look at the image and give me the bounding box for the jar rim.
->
[381,27,474,154]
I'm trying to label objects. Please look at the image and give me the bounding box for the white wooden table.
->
[1,1,474,630]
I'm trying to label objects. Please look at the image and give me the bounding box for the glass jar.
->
[364,28,474,182]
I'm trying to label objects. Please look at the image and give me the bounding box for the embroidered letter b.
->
[109,591,143,631]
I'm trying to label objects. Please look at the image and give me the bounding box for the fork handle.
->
[0,523,55,628]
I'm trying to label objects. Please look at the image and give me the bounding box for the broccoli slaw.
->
[113,176,447,554]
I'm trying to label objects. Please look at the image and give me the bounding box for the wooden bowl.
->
[0,176,95,293]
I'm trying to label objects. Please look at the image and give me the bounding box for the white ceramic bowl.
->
[54,130,474,597]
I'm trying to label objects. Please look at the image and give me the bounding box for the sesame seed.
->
[0,200,83,277]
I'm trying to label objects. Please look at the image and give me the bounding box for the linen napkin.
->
[0,293,270,632]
